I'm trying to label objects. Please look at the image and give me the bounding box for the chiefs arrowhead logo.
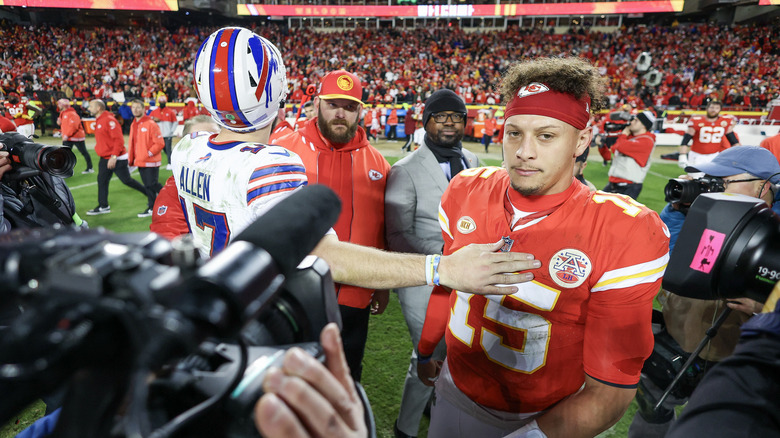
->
[369,169,383,181]
[517,82,549,98]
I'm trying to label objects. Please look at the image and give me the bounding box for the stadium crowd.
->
[1,21,778,113]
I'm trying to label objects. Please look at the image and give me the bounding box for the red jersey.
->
[419,169,669,413]
[274,118,390,308]
[0,116,16,133]
[150,176,189,240]
[3,101,34,127]
[686,114,737,154]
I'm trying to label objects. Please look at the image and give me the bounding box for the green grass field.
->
[1,136,683,438]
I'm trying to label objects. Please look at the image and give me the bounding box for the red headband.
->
[504,82,591,129]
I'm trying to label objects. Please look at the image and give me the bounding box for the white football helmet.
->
[194,27,287,132]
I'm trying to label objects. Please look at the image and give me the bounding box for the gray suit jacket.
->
[385,143,480,255]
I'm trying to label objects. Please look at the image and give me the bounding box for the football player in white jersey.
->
[181,27,541,438]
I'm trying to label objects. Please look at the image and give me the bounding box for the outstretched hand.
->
[437,240,541,295]
[254,323,368,438]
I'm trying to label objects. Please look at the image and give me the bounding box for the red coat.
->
[58,107,85,141]
[274,118,390,308]
[128,115,165,167]
[93,111,125,158]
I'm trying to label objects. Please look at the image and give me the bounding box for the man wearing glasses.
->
[629,145,779,437]
[385,89,479,438]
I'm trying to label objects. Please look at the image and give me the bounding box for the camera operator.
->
[628,145,779,437]
[595,103,634,165]
[666,288,780,438]
[602,110,656,200]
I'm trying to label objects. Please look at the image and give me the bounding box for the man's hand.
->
[107,156,117,169]
[437,240,541,295]
[0,151,12,180]
[726,298,763,316]
[370,290,389,315]
[417,359,443,387]
[254,323,368,438]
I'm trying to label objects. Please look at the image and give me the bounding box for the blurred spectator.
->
[0,22,777,115]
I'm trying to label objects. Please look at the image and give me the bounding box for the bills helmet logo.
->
[549,248,592,288]
[196,152,212,163]
[369,169,384,181]
[517,82,550,98]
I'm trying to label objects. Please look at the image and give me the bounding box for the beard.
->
[318,111,359,144]
[509,180,544,196]
[428,129,463,148]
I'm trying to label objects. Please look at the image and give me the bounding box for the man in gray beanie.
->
[385,88,480,438]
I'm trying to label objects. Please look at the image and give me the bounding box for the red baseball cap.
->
[318,70,363,105]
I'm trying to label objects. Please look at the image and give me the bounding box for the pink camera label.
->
[689,229,726,274]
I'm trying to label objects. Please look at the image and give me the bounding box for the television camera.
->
[651,193,780,409]
[0,185,375,437]
[663,176,726,208]
[0,131,76,180]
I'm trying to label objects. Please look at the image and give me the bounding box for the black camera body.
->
[663,193,780,303]
[664,176,725,206]
[0,131,76,179]
[0,226,342,437]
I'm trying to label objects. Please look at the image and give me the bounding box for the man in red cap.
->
[274,70,391,383]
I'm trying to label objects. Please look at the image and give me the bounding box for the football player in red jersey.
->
[417,57,670,438]
[3,93,41,138]
[678,99,740,171]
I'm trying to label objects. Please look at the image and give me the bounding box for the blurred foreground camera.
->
[0,185,373,438]
[664,176,725,205]
[0,131,76,178]
[663,193,780,303]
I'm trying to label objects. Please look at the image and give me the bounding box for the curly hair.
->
[500,57,607,114]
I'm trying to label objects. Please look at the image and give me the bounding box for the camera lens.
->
[36,146,76,177]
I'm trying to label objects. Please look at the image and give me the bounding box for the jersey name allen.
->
[179,166,212,202]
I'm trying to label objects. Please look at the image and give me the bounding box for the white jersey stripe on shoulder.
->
[438,203,453,240]
[591,252,669,292]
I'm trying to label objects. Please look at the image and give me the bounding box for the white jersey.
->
[171,131,308,259]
